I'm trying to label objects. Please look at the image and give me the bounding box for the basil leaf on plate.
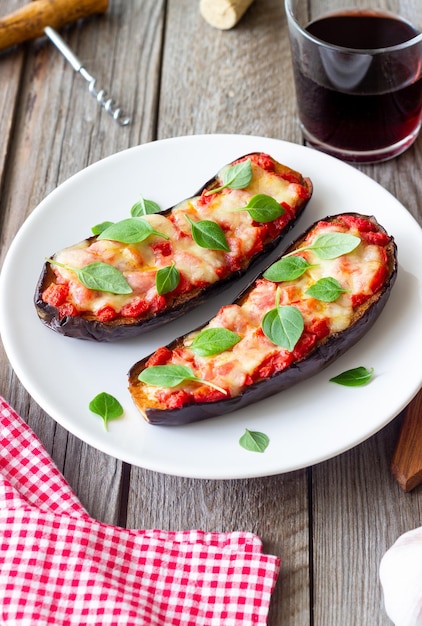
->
[239,429,270,453]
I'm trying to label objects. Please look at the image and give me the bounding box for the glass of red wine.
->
[284,0,422,162]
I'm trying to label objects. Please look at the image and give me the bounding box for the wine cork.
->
[200,0,256,30]
[0,0,108,52]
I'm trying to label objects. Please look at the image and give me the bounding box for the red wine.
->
[291,11,422,160]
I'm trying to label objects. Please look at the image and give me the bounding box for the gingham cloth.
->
[0,396,280,625]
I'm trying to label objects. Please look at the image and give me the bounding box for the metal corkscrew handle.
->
[44,26,131,126]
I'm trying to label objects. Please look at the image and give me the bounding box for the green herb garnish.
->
[329,366,374,386]
[261,290,304,351]
[190,328,241,357]
[46,258,132,294]
[156,264,180,295]
[239,429,270,453]
[207,159,253,195]
[186,215,230,251]
[285,232,361,260]
[232,193,284,223]
[89,392,124,430]
[306,277,348,302]
[263,256,313,282]
[91,221,114,235]
[98,217,169,244]
[138,364,228,395]
[131,196,162,216]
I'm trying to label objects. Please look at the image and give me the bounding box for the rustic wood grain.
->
[159,0,301,142]
[311,418,413,626]
[0,0,165,524]
[0,0,421,623]
[391,390,422,492]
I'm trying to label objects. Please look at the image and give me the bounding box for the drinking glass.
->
[284,0,422,162]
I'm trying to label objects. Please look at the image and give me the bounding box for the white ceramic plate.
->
[1,135,421,479]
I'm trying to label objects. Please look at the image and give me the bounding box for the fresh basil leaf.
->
[263,256,312,282]
[186,215,230,251]
[139,364,195,387]
[91,221,114,235]
[209,159,253,194]
[156,264,180,295]
[239,429,270,453]
[131,196,162,216]
[89,392,123,430]
[329,366,374,386]
[238,194,284,223]
[98,217,168,243]
[262,304,304,351]
[75,262,132,294]
[138,364,227,395]
[190,328,241,356]
[306,277,347,302]
[46,258,132,294]
[284,232,361,261]
[306,233,360,259]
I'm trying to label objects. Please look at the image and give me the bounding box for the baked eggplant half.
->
[35,152,312,341]
[128,213,397,425]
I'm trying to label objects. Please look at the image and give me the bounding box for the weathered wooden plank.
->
[0,0,165,524]
[0,1,25,211]
[312,417,422,626]
[158,0,302,143]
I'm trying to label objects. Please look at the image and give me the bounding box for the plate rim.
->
[1,133,421,479]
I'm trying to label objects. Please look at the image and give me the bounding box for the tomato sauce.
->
[40,153,311,328]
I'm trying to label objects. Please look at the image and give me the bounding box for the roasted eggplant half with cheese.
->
[128,213,397,425]
[35,153,312,341]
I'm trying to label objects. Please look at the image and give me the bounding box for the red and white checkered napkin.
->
[0,396,280,626]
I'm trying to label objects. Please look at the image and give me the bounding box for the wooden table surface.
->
[1,1,421,624]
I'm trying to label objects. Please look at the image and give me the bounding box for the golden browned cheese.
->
[128,214,397,425]
[35,153,312,341]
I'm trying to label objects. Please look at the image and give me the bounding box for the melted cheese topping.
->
[139,218,391,407]
[48,156,309,317]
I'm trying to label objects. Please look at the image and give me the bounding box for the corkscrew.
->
[44,26,131,126]
[0,0,131,126]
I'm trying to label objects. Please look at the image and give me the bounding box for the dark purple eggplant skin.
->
[128,213,398,426]
[34,153,312,342]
